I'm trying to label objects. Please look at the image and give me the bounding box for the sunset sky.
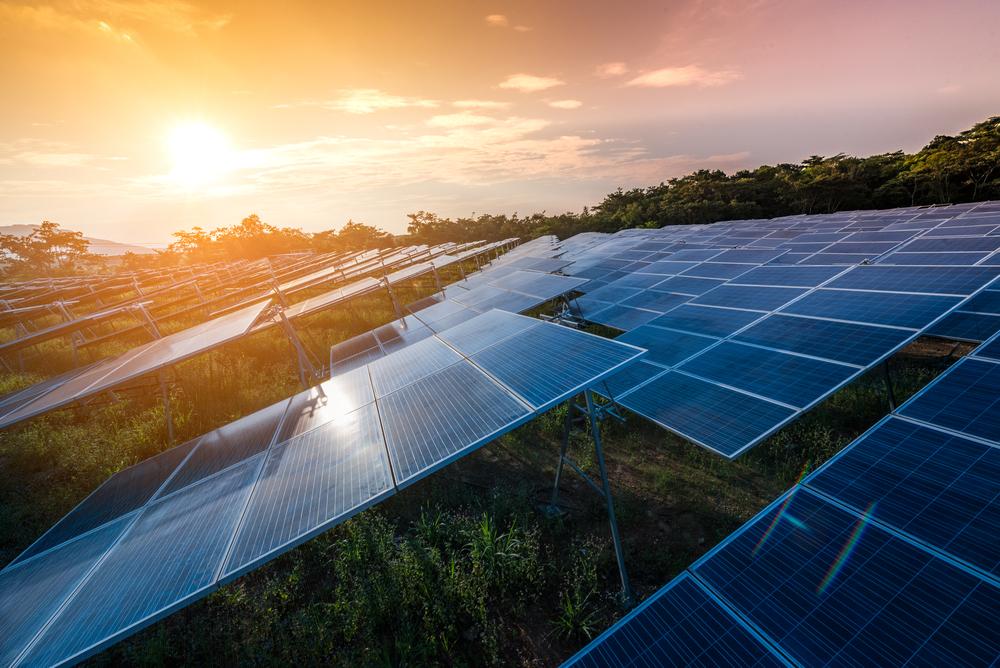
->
[1,0,998,244]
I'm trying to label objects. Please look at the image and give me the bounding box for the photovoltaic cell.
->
[592,360,666,401]
[734,314,911,366]
[898,357,1000,444]
[826,265,1000,295]
[679,342,856,408]
[680,262,754,279]
[619,289,690,313]
[0,515,132,667]
[24,460,260,667]
[780,289,961,329]
[12,438,200,565]
[807,417,1000,576]
[276,367,374,442]
[618,371,795,457]
[648,305,762,338]
[378,360,530,486]
[367,336,462,397]
[565,574,786,668]
[587,304,661,331]
[470,323,641,409]
[693,489,1000,667]
[222,403,393,578]
[435,308,541,356]
[616,326,717,368]
[926,311,1000,342]
[877,252,991,266]
[977,335,1000,361]
[732,265,844,287]
[692,285,806,312]
[652,276,725,296]
[163,400,287,496]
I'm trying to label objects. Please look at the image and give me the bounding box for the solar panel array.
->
[0,310,644,667]
[566,327,1000,667]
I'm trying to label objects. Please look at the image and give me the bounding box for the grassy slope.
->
[0,270,969,667]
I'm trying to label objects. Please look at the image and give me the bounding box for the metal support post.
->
[883,359,897,411]
[276,308,319,389]
[383,278,403,319]
[548,401,575,510]
[431,265,445,297]
[134,303,162,339]
[585,390,633,606]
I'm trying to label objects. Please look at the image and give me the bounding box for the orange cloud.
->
[499,74,565,93]
[626,65,740,88]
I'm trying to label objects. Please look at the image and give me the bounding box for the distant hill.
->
[0,224,156,256]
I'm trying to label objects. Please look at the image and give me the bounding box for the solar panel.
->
[565,574,787,668]
[780,289,962,329]
[692,488,1000,666]
[222,403,393,579]
[808,416,1000,577]
[898,356,1000,444]
[616,326,716,367]
[3,310,646,666]
[824,265,1000,295]
[691,285,807,312]
[734,315,912,366]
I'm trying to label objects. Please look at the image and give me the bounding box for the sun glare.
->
[167,122,233,187]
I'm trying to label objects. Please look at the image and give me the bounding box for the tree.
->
[0,221,99,277]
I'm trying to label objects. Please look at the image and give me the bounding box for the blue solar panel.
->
[639,260,697,276]
[807,417,1000,577]
[579,284,642,304]
[564,574,786,668]
[732,265,844,287]
[822,241,900,254]
[904,237,1000,253]
[165,399,287,496]
[435,308,540,356]
[926,311,1000,342]
[668,249,723,262]
[616,325,717,367]
[826,265,1000,295]
[0,515,131,667]
[693,488,1000,667]
[648,305,762,338]
[877,252,991,266]
[11,437,200,565]
[592,360,666,401]
[780,289,961,329]
[222,403,394,579]
[587,304,662,331]
[710,249,786,263]
[898,357,1000,444]
[24,460,260,667]
[619,289,690,313]
[367,336,462,397]
[734,314,912,366]
[618,371,795,457]
[652,275,726,296]
[962,289,1000,313]
[470,323,642,409]
[612,273,666,289]
[796,252,872,265]
[977,334,1000,361]
[378,360,530,486]
[692,285,806,312]
[679,342,856,408]
[680,262,754,279]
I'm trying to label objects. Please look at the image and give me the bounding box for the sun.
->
[167,122,233,187]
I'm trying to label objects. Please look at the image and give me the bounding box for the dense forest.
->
[2,115,997,277]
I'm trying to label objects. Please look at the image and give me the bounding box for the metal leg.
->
[883,360,896,411]
[159,372,174,445]
[549,400,574,510]
[585,390,633,606]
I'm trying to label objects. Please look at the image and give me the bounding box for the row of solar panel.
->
[566,330,1000,667]
[0,310,644,667]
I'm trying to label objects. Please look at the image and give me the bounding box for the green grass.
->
[0,272,967,666]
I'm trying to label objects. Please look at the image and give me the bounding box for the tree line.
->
[2,115,996,278]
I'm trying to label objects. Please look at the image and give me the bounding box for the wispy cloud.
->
[0,0,230,37]
[453,99,511,110]
[626,65,740,88]
[595,62,628,78]
[0,139,122,168]
[499,74,565,93]
[548,99,583,109]
[278,89,440,114]
[485,13,531,31]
